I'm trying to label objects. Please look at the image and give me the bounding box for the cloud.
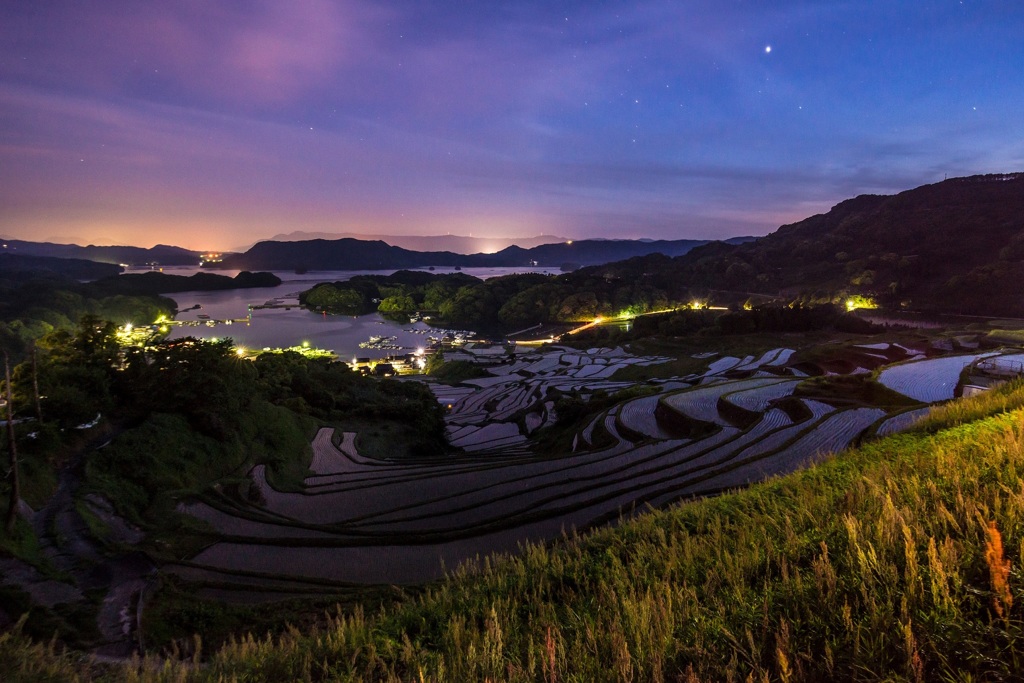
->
[1,0,382,106]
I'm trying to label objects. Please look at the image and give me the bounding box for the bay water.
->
[144,266,560,358]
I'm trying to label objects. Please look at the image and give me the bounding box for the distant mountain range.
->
[0,234,754,271]
[212,236,755,272]
[0,239,199,266]
[234,231,568,254]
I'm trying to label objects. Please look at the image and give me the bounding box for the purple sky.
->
[2,1,1023,251]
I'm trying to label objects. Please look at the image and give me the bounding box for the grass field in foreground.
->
[6,387,1024,681]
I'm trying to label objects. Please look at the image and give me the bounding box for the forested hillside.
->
[654,173,1024,314]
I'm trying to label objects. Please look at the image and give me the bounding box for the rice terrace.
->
[169,335,1024,592]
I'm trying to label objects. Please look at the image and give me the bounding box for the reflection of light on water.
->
[162,267,557,357]
[170,300,434,360]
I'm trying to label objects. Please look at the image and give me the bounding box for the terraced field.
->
[877,351,999,401]
[875,406,933,436]
[661,377,785,427]
[723,379,801,412]
[174,342,1022,598]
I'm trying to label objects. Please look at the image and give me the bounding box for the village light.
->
[845,296,877,311]
[235,347,246,357]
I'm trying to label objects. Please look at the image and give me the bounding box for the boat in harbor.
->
[359,335,402,350]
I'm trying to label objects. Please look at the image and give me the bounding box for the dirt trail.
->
[20,432,157,656]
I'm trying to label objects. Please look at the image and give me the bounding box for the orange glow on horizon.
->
[0,213,567,253]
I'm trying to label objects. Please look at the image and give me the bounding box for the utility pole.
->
[4,350,19,533]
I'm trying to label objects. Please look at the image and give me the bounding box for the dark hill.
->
[644,172,1024,316]
[0,253,122,280]
[474,237,754,268]
[0,239,199,266]
[237,231,567,254]
[217,238,468,271]
[86,270,282,296]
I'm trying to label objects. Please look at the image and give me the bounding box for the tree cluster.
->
[300,268,680,330]
[2,315,448,532]
[0,274,174,361]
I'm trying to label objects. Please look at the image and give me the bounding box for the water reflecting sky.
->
[162,267,559,357]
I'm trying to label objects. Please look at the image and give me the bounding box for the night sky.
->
[2,1,1022,251]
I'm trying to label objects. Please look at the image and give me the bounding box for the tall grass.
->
[10,391,1024,680]
[986,328,1024,343]
[0,617,92,682]
[911,377,1024,433]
